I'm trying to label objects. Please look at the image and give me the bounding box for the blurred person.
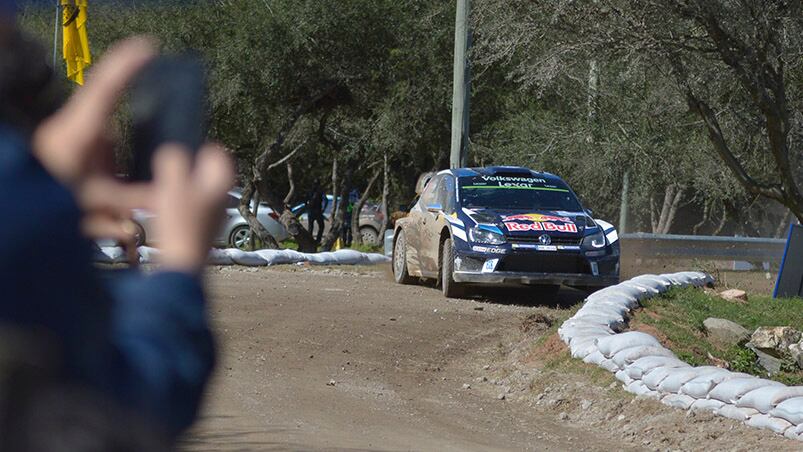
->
[306,178,327,243]
[0,11,233,450]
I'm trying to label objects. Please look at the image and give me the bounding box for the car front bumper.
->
[453,270,618,287]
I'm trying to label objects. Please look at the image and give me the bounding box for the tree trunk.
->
[321,168,351,251]
[330,156,339,221]
[651,184,685,234]
[351,169,381,246]
[586,59,599,144]
[237,180,281,249]
[379,151,389,240]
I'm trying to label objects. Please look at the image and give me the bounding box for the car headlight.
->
[469,226,506,245]
[582,231,606,249]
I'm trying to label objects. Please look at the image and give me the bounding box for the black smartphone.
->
[129,54,207,181]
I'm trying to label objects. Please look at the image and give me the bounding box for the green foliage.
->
[633,288,803,384]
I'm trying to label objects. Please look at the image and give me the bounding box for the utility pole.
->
[450,0,471,169]
[619,171,630,234]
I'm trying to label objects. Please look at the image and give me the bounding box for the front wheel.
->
[441,238,467,298]
[359,226,379,245]
[229,225,251,250]
[393,230,415,284]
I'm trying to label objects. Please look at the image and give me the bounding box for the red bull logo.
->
[502,213,572,223]
[504,222,578,233]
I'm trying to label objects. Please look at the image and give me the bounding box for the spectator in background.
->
[0,14,233,450]
[307,178,327,244]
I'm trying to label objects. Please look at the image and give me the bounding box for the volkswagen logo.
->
[538,234,551,245]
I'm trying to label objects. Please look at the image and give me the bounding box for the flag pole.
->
[52,0,59,69]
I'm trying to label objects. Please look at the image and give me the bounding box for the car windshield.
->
[458,175,583,211]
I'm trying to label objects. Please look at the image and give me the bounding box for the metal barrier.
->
[620,233,787,263]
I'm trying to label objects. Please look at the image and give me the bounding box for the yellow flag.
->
[61,0,91,85]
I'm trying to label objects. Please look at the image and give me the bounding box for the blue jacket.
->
[0,123,214,437]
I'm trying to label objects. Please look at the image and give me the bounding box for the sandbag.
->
[597,332,661,358]
[624,356,690,380]
[304,251,336,264]
[561,326,614,343]
[690,398,725,414]
[629,274,672,292]
[619,280,660,296]
[615,369,634,385]
[715,404,758,422]
[594,285,646,303]
[583,294,638,311]
[576,304,630,320]
[582,300,631,316]
[366,253,391,264]
[642,366,676,390]
[769,397,803,425]
[598,358,621,372]
[582,350,607,366]
[745,414,793,434]
[672,271,711,287]
[225,249,268,266]
[708,377,783,404]
[679,371,750,399]
[661,394,696,410]
[784,428,803,441]
[611,345,676,368]
[586,291,639,309]
[570,313,626,331]
[625,380,659,398]
[97,246,126,264]
[569,338,599,359]
[207,248,234,265]
[254,249,307,265]
[657,367,723,394]
[137,246,161,264]
[737,386,803,414]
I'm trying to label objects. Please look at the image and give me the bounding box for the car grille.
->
[498,254,588,274]
[507,236,582,246]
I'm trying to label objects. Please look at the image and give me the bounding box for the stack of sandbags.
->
[559,271,803,442]
[92,245,391,267]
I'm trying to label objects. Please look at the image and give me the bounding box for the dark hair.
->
[0,23,64,136]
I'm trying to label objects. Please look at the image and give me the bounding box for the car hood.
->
[461,208,594,238]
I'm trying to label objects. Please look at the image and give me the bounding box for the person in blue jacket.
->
[0,15,233,444]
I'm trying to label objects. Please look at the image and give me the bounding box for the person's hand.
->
[151,144,233,273]
[33,37,156,244]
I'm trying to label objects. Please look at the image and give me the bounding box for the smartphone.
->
[129,54,207,181]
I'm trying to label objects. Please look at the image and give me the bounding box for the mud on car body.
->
[392,166,619,298]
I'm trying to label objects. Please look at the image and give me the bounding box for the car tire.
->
[441,238,467,298]
[359,226,379,246]
[229,225,251,250]
[392,230,415,285]
[132,222,146,248]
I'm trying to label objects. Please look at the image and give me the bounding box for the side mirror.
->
[585,208,594,217]
[426,203,443,213]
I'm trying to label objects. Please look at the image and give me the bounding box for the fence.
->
[620,233,786,265]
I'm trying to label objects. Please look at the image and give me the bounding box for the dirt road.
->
[181,265,798,451]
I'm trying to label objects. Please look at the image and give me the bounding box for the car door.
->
[406,175,440,276]
[420,175,454,274]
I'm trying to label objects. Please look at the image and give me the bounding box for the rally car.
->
[392,166,619,298]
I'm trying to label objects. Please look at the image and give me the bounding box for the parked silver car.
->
[132,189,289,249]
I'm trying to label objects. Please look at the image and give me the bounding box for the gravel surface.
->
[180,264,799,451]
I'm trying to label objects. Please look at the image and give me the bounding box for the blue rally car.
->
[392,166,620,298]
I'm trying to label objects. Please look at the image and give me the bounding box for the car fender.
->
[394,218,423,277]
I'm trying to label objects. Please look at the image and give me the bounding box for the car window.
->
[436,175,456,214]
[226,195,240,209]
[419,175,440,208]
[457,175,583,211]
